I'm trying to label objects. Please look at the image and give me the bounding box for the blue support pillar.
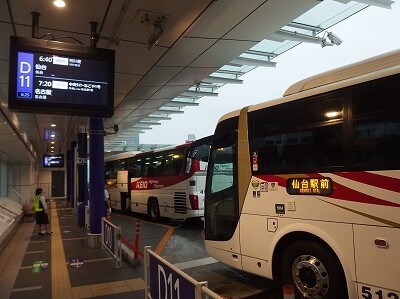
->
[70,141,77,208]
[89,117,105,234]
[77,133,87,226]
[66,149,72,205]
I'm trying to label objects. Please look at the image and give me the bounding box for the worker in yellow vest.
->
[34,188,52,235]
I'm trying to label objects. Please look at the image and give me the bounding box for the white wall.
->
[7,162,36,206]
[38,170,52,199]
[0,160,7,197]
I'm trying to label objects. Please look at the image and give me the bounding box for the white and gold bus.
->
[198,50,400,299]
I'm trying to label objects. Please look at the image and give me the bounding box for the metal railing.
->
[144,246,224,299]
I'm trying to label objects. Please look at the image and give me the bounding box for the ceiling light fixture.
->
[53,0,66,8]
[325,111,341,118]
[51,123,56,127]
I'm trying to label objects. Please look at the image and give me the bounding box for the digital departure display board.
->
[43,154,64,168]
[8,36,115,117]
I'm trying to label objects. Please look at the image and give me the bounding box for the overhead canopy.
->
[0,0,394,162]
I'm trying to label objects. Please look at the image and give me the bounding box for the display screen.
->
[43,154,64,168]
[8,36,115,117]
[286,177,333,196]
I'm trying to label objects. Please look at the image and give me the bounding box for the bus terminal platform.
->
[0,199,283,299]
[0,199,168,299]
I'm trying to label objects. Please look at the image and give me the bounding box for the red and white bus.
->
[196,50,400,299]
[105,142,209,221]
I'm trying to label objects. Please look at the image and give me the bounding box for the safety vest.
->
[33,195,43,212]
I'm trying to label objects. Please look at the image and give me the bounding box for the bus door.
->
[117,170,129,210]
[204,131,242,266]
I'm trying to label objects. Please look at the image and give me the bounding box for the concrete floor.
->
[0,200,284,299]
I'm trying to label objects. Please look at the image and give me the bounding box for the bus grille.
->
[174,192,187,214]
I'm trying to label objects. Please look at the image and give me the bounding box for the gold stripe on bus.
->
[238,106,252,214]
[318,198,400,228]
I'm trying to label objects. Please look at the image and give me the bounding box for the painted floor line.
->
[25,250,46,254]
[173,257,219,270]
[29,240,46,244]
[155,227,174,255]
[11,285,43,292]
[63,237,88,241]
[66,257,113,265]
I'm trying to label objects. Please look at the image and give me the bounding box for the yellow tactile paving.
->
[71,278,146,298]
[50,201,74,299]
[49,201,147,298]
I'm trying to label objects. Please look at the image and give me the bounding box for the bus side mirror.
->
[185,157,192,174]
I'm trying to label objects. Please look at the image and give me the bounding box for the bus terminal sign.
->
[149,253,195,299]
[101,218,122,268]
[286,177,333,196]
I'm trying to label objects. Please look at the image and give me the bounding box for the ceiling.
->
[0,0,394,165]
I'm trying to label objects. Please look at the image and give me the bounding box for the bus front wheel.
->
[279,239,348,299]
[147,199,160,222]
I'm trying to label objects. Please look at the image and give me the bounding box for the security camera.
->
[321,38,333,48]
[327,32,343,46]
[113,125,119,133]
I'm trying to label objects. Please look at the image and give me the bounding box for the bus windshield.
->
[185,144,210,174]
[205,131,238,241]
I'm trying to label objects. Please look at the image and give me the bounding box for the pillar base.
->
[87,233,102,248]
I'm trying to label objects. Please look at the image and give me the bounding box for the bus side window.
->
[354,119,400,166]
[312,125,343,167]
[164,160,174,176]
[148,165,155,177]
[172,155,182,175]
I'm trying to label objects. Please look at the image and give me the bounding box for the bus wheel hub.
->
[292,255,329,298]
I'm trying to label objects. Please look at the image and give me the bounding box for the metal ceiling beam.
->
[286,22,323,32]
[165,101,199,107]
[145,115,172,120]
[334,0,393,9]
[181,90,218,97]
[131,125,153,129]
[151,109,184,114]
[202,76,243,84]
[215,70,246,76]
[230,57,277,67]
[175,95,200,100]
[138,121,161,125]
[269,29,323,44]
[122,128,146,132]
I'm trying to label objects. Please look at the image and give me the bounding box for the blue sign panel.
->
[149,254,195,299]
[17,52,34,99]
[103,220,115,253]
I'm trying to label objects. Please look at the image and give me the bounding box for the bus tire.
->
[148,199,160,222]
[279,239,348,299]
